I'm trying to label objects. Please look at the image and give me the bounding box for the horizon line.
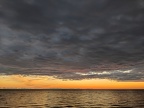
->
[0,88,144,90]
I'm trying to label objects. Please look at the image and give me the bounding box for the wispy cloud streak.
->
[0,0,144,81]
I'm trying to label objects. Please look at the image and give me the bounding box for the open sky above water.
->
[0,0,144,89]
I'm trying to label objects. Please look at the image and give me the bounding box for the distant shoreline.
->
[0,89,144,91]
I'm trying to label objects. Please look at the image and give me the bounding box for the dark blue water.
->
[0,89,144,108]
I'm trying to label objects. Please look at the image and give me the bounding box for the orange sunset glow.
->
[0,1,144,108]
[0,75,144,89]
[0,0,144,90]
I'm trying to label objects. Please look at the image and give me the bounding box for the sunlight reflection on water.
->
[0,90,144,108]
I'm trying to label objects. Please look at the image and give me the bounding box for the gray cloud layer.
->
[0,0,144,81]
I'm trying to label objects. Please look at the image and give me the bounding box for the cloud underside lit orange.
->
[0,75,144,89]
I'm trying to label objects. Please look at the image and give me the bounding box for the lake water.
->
[0,89,144,108]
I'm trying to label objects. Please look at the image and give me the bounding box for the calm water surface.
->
[0,90,144,108]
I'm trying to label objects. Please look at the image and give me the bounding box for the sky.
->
[0,0,144,89]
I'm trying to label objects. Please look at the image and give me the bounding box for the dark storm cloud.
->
[0,0,144,81]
